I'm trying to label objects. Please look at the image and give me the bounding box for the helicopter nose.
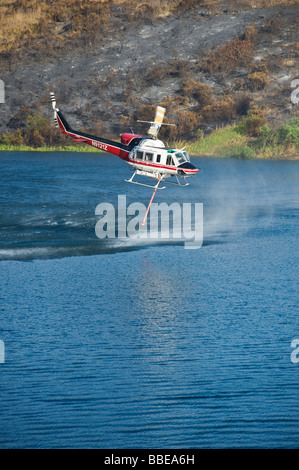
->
[178,162,198,175]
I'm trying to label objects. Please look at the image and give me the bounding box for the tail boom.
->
[50,92,130,160]
[55,109,130,160]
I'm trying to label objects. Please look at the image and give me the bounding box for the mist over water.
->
[1,152,297,260]
[0,151,298,449]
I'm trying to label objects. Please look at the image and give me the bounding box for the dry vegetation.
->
[1,0,295,54]
[0,0,203,54]
[0,0,112,54]
[201,39,255,75]
[0,0,298,151]
[0,0,298,54]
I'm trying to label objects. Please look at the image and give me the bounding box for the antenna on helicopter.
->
[137,106,175,139]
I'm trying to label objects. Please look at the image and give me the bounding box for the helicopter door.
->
[166,155,174,165]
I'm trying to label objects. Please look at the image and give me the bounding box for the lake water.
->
[0,151,298,449]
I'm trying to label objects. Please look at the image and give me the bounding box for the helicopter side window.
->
[166,155,174,166]
[156,154,161,163]
[136,151,144,160]
[145,152,153,162]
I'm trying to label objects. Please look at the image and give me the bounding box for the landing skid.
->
[125,171,166,189]
[163,175,189,186]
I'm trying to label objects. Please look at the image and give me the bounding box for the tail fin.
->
[50,92,59,128]
[50,92,73,133]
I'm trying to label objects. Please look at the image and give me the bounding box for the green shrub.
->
[235,105,266,137]
[275,119,299,148]
[0,130,24,146]
[238,145,255,159]
[252,118,299,157]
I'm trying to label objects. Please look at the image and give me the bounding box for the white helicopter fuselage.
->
[126,137,198,180]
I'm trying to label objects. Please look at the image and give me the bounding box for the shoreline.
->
[0,145,103,153]
[1,122,298,161]
[0,146,299,161]
[0,145,298,160]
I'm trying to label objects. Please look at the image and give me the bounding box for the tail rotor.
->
[137,105,175,139]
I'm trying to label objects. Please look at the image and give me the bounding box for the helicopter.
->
[50,92,198,225]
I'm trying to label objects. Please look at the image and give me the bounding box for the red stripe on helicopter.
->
[56,113,130,161]
[131,159,198,173]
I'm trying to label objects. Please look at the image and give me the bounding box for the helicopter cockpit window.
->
[175,151,190,163]
[136,151,144,160]
[166,155,174,165]
[183,151,190,161]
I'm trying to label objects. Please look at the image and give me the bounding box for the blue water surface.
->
[0,151,298,448]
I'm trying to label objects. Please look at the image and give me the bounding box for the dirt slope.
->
[0,1,298,141]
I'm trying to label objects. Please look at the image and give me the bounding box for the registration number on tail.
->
[92,141,108,151]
